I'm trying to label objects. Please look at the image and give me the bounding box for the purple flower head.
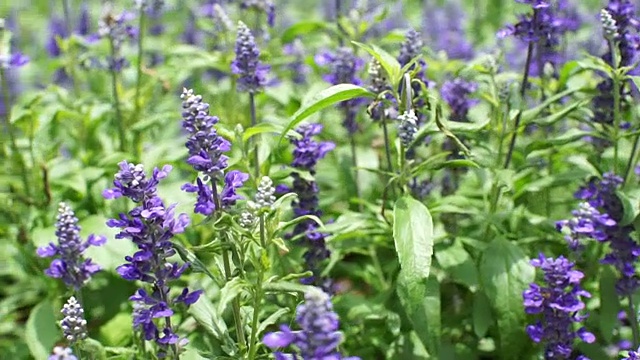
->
[283,39,310,85]
[232,21,270,93]
[1,52,29,69]
[104,161,202,353]
[76,2,91,36]
[624,347,640,360]
[315,47,365,134]
[398,28,424,67]
[48,347,77,360]
[523,254,595,359]
[97,11,137,71]
[263,288,361,360]
[240,0,276,27]
[220,170,249,207]
[60,296,87,344]
[36,203,106,290]
[46,17,68,57]
[423,2,475,60]
[441,78,479,122]
[284,124,335,290]
[180,88,230,180]
[562,173,640,295]
[290,124,336,173]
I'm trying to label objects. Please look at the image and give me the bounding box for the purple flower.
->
[46,17,68,57]
[283,39,310,85]
[36,203,106,290]
[179,89,248,215]
[423,2,475,60]
[48,347,77,360]
[398,28,424,67]
[523,254,595,359]
[240,0,276,27]
[232,21,270,93]
[97,11,137,71]
[624,347,640,360]
[284,124,335,289]
[263,288,360,360]
[60,296,87,344]
[1,52,29,69]
[560,173,640,295]
[104,161,202,353]
[441,78,479,122]
[315,47,365,134]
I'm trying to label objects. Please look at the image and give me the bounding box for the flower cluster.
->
[37,203,106,290]
[48,347,77,360]
[263,288,360,360]
[104,161,202,354]
[283,39,309,85]
[60,296,87,344]
[523,254,595,359]
[180,88,249,215]
[441,78,478,122]
[423,2,474,60]
[397,110,418,148]
[624,347,640,360]
[499,0,579,76]
[281,124,335,289]
[240,0,276,27]
[315,47,365,134]
[398,28,424,68]
[97,11,137,71]
[571,173,640,295]
[555,202,616,251]
[232,21,270,93]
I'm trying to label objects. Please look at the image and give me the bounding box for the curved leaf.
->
[25,300,58,360]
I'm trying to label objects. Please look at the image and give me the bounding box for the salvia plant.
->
[8,0,640,359]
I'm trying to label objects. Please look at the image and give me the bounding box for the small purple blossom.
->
[97,11,137,71]
[263,288,360,360]
[315,47,365,134]
[232,21,270,93]
[285,124,335,289]
[179,89,248,215]
[37,203,106,290]
[48,347,77,360]
[60,296,87,344]
[46,17,68,57]
[624,347,640,360]
[523,254,595,359]
[104,161,202,353]
[441,78,479,122]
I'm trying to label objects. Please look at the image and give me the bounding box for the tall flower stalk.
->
[104,161,203,359]
[179,88,249,348]
[232,21,270,178]
[523,254,595,359]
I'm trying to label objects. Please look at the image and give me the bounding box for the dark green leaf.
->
[435,241,479,291]
[393,196,434,280]
[472,291,493,338]
[25,300,59,360]
[479,238,534,360]
[599,267,620,343]
[397,275,441,356]
[281,21,333,43]
[352,41,402,87]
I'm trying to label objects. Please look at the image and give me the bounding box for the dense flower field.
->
[4,0,640,359]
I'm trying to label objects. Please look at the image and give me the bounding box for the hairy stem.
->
[611,38,621,175]
[133,6,147,159]
[211,182,246,349]
[1,68,29,193]
[503,10,537,170]
[250,92,260,178]
[248,215,267,359]
[629,295,640,348]
[108,38,126,153]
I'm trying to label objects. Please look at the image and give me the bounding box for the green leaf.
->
[472,291,493,338]
[479,238,534,360]
[393,196,438,354]
[352,41,402,86]
[526,100,589,126]
[281,21,333,43]
[257,308,290,335]
[393,196,434,280]
[617,191,639,226]
[278,84,374,145]
[520,88,580,123]
[397,275,441,355]
[599,267,620,343]
[576,55,614,76]
[189,298,238,355]
[242,122,286,143]
[98,313,132,346]
[263,281,315,294]
[25,300,59,360]
[525,128,591,154]
[435,241,479,291]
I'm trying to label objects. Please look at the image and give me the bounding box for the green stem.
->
[1,68,29,193]
[381,113,394,174]
[504,11,537,170]
[629,295,640,348]
[624,132,640,186]
[108,38,126,153]
[611,38,622,175]
[248,215,267,359]
[211,182,246,350]
[349,135,362,210]
[369,246,388,289]
[249,92,260,178]
[133,7,147,159]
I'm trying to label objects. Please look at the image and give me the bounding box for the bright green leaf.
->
[25,300,59,360]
